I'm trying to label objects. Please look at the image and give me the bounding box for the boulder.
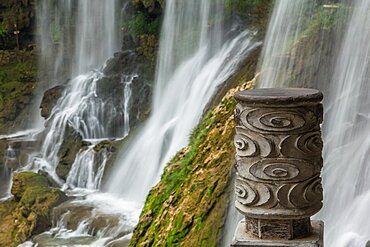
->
[0,172,68,247]
[56,124,85,181]
[40,85,66,119]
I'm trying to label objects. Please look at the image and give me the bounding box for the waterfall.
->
[257,0,370,246]
[26,0,128,183]
[64,145,108,191]
[258,0,343,89]
[0,145,13,200]
[320,0,370,246]
[37,0,120,83]
[107,0,259,202]
[18,0,258,245]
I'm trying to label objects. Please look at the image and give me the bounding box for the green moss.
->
[0,172,67,247]
[0,49,37,131]
[123,12,161,36]
[130,82,255,246]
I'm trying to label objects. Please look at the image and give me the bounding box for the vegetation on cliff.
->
[0,48,37,132]
[0,172,67,247]
[0,0,36,50]
[130,72,259,246]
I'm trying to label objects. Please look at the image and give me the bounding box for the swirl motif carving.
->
[240,108,319,134]
[278,176,323,209]
[235,178,276,207]
[234,127,276,158]
[281,132,323,158]
[233,89,324,224]
[247,158,317,183]
[234,133,259,157]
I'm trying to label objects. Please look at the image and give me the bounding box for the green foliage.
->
[0,22,6,38]
[123,12,161,36]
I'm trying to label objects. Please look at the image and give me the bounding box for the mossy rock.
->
[0,172,67,247]
[0,49,37,133]
[11,172,49,201]
[129,79,255,246]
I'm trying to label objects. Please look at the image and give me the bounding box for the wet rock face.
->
[40,85,66,119]
[0,172,68,247]
[56,124,85,181]
[100,50,153,128]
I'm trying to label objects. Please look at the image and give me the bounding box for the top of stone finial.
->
[234,88,323,106]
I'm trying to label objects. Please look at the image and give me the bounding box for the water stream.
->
[107,0,258,202]
[320,1,370,246]
[256,0,370,246]
[15,0,260,245]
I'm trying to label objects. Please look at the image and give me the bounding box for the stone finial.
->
[232,88,324,246]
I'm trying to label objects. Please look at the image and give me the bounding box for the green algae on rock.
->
[0,172,67,247]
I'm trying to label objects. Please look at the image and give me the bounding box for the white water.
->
[16,1,136,245]
[122,75,136,137]
[37,0,121,83]
[107,0,258,202]
[29,0,126,182]
[258,0,345,90]
[257,0,370,246]
[64,145,108,191]
[258,0,316,88]
[320,0,370,246]
[26,70,131,184]
[14,0,259,245]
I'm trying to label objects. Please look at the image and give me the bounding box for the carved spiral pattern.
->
[278,176,323,209]
[297,132,323,154]
[234,133,259,157]
[240,108,319,134]
[281,132,323,158]
[246,159,317,183]
[235,178,275,207]
[234,95,323,218]
[234,127,276,158]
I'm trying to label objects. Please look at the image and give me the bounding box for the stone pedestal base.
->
[231,220,323,247]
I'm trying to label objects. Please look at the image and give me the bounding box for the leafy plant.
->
[122,12,161,36]
[0,22,6,38]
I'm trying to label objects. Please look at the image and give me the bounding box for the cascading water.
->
[17,0,258,245]
[37,0,120,83]
[26,0,131,183]
[255,0,370,246]
[258,0,344,90]
[319,1,370,246]
[17,1,139,245]
[64,145,108,191]
[0,145,14,200]
[107,0,259,203]
[28,0,122,130]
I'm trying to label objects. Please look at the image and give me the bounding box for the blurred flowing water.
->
[107,0,258,202]
[256,0,370,246]
[37,0,120,83]
[320,0,370,246]
[13,0,260,245]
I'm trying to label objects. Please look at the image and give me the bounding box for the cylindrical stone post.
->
[231,88,324,247]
